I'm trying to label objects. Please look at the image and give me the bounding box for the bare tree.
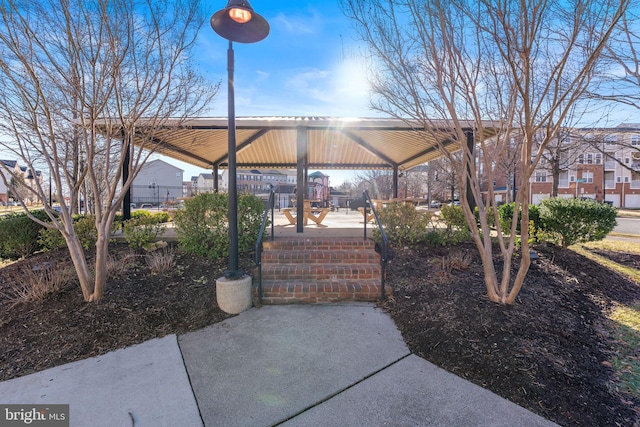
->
[343,0,627,304]
[594,8,640,112]
[354,169,395,199]
[0,0,218,301]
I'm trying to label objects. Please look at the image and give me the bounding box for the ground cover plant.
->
[0,236,638,426]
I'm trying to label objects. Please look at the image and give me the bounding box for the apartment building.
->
[480,125,640,208]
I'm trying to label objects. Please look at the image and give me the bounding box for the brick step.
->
[255,280,391,305]
[261,249,380,265]
[262,237,375,252]
[260,263,381,281]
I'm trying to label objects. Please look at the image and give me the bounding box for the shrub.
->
[0,210,49,259]
[373,202,431,245]
[153,211,171,224]
[39,215,102,251]
[423,229,448,247]
[440,204,468,232]
[174,192,265,258]
[2,265,74,306]
[146,247,176,274]
[123,215,167,251]
[237,193,268,254]
[106,250,139,279]
[474,206,495,229]
[539,197,617,247]
[497,203,541,241]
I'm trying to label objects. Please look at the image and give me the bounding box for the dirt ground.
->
[0,241,639,426]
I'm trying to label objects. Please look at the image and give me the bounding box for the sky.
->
[160,0,378,186]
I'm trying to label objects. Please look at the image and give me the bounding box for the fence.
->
[130,185,183,207]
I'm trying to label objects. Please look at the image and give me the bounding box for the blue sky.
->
[163,0,376,185]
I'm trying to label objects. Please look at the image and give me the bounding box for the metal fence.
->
[130,185,183,207]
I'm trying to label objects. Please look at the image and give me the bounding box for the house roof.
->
[144,158,184,173]
[97,116,499,172]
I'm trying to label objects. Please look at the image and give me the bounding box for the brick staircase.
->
[255,237,389,304]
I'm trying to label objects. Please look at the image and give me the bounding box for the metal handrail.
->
[363,190,389,300]
[254,189,275,306]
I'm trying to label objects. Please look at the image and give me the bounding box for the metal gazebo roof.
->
[122,116,497,171]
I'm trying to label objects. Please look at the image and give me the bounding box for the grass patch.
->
[582,238,640,254]
[571,244,640,283]
[0,258,16,269]
[616,209,640,218]
[572,241,640,402]
[608,304,640,399]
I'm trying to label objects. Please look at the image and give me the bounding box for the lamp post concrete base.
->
[216,275,253,314]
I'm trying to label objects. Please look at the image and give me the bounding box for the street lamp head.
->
[211,0,269,43]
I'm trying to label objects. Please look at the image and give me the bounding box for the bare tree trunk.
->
[63,233,94,301]
[91,233,110,302]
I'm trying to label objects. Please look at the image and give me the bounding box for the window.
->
[570,175,575,182]
[558,171,569,188]
[625,157,630,164]
[605,134,618,144]
[578,154,584,164]
[617,176,621,183]
[631,134,640,146]
[535,171,547,182]
[586,153,593,164]
[625,176,630,183]
[582,171,594,183]
[595,153,602,164]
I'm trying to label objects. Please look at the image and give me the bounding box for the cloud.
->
[272,9,322,35]
[256,70,270,80]
[279,58,372,116]
[287,69,333,102]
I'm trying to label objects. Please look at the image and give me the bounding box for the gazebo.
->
[106,116,498,232]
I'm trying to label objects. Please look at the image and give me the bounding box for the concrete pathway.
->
[0,304,558,427]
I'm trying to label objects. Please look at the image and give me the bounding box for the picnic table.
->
[282,200,330,225]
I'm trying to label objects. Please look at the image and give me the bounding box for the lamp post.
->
[211,0,269,280]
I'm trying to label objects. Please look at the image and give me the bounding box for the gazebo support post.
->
[466,131,476,212]
[296,127,307,233]
[393,165,399,199]
[213,164,219,192]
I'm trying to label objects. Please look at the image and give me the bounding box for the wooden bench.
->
[358,207,375,223]
[282,207,330,225]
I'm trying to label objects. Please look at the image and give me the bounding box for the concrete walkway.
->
[0,304,557,427]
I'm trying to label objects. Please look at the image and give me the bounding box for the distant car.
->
[130,203,137,209]
[430,201,442,208]
[140,203,153,209]
[52,205,63,213]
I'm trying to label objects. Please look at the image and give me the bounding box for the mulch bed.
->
[382,241,640,426]
[0,240,639,426]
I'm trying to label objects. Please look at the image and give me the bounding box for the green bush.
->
[474,206,496,229]
[539,197,617,247]
[440,205,469,232]
[174,192,265,258]
[123,215,167,251]
[237,193,268,254]
[373,202,431,245]
[0,210,49,259]
[39,215,101,251]
[153,211,171,224]
[433,205,471,245]
[497,203,541,240]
